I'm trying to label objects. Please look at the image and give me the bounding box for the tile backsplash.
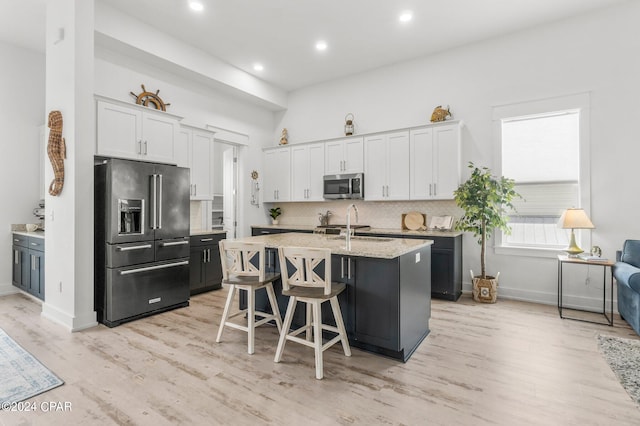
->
[266,200,462,229]
[190,201,203,231]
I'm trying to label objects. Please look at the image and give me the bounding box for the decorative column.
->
[43,0,97,330]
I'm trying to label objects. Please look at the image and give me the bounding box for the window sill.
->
[494,245,565,259]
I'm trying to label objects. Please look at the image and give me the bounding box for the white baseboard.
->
[462,282,618,312]
[41,303,98,332]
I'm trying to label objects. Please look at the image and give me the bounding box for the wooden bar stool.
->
[216,241,283,354]
[274,247,351,379]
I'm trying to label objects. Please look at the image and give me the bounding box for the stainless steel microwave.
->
[323,173,364,199]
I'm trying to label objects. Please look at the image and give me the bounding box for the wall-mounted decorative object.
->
[344,113,355,135]
[250,170,260,206]
[279,128,288,145]
[130,84,171,111]
[430,105,451,122]
[47,110,66,196]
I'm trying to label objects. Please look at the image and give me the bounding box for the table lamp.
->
[558,208,594,256]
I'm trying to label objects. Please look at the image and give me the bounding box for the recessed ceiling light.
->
[315,40,328,51]
[189,1,204,12]
[253,63,264,72]
[399,11,413,23]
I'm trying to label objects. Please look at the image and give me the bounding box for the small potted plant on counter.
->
[454,162,521,303]
[269,207,282,225]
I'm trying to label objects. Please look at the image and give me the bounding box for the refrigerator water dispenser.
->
[118,199,144,235]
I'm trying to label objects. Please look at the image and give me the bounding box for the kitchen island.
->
[252,225,463,301]
[236,233,433,361]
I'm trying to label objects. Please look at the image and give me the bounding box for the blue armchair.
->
[613,240,640,336]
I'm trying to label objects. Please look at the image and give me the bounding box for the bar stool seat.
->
[274,247,351,379]
[216,241,283,355]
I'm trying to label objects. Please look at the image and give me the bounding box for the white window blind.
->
[500,109,582,249]
[510,182,578,216]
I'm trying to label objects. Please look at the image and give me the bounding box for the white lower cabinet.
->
[176,126,215,200]
[264,147,291,202]
[291,143,325,201]
[96,99,180,164]
[364,131,410,201]
[409,123,461,200]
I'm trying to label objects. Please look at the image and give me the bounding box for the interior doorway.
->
[213,141,238,238]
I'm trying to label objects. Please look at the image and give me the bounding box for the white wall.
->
[0,41,45,295]
[275,1,640,308]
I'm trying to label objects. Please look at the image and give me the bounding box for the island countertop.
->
[237,232,432,259]
[250,224,462,238]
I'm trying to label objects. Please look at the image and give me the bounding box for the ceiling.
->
[0,0,630,92]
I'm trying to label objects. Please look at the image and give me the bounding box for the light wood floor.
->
[2,289,640,426]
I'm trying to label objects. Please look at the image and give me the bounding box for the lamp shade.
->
[558,208,594,229]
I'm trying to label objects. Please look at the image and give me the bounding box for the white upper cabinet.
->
[409,122,461,200]
[264,147,291,202]
[364,131,410,201]
[191,130,215,200]
[324,137,364,174]
[178,126,215,200]
[96,99,180,164]
[291,142,325,202]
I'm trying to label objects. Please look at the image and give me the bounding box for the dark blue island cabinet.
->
[331,252,431,361]
[243,230,432,361]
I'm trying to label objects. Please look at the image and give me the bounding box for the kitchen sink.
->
[328,235,393,243]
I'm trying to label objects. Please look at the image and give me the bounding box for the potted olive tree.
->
[269,207,282,225]
[454,162,520,303]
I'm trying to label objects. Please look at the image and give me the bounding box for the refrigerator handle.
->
[150,174,158,229]
[158,174,163,229]
[119,260,189,275]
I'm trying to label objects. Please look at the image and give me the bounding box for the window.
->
[493,93,590,256]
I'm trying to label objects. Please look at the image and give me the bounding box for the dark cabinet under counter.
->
[12,233,45,301]
[189,233,225,295]
[362,232,462,301]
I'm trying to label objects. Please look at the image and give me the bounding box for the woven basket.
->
[470,271,500,303]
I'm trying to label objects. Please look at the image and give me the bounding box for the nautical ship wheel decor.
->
[130,84,171,111]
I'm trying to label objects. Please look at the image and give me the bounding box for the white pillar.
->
[43,0,96,331]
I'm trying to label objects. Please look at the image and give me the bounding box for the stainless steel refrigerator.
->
[95,158,191,327]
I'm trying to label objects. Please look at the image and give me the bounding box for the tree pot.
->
[470,271,500,303]
[271,219,279,225]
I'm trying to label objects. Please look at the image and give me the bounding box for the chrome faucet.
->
[318,210,332,226]
[345,204,359,250]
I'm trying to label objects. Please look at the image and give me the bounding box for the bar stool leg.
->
[330,297,351,357]
[265,283,283,332]
[216,284,236,343]
[247,288,255,354]
[305,303,313,341]
[313,300,323,379]
[275,296,297,363]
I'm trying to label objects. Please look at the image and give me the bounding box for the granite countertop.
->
[238,232,432,259]
[190,229,227,236]
[13,230,45,239]
[251,224,318,231]
[251,224,462,238]
[359,227,463,238]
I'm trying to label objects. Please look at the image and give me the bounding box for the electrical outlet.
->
[415,252,420,263]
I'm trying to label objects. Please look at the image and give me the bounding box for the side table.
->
[557,255,614,326]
